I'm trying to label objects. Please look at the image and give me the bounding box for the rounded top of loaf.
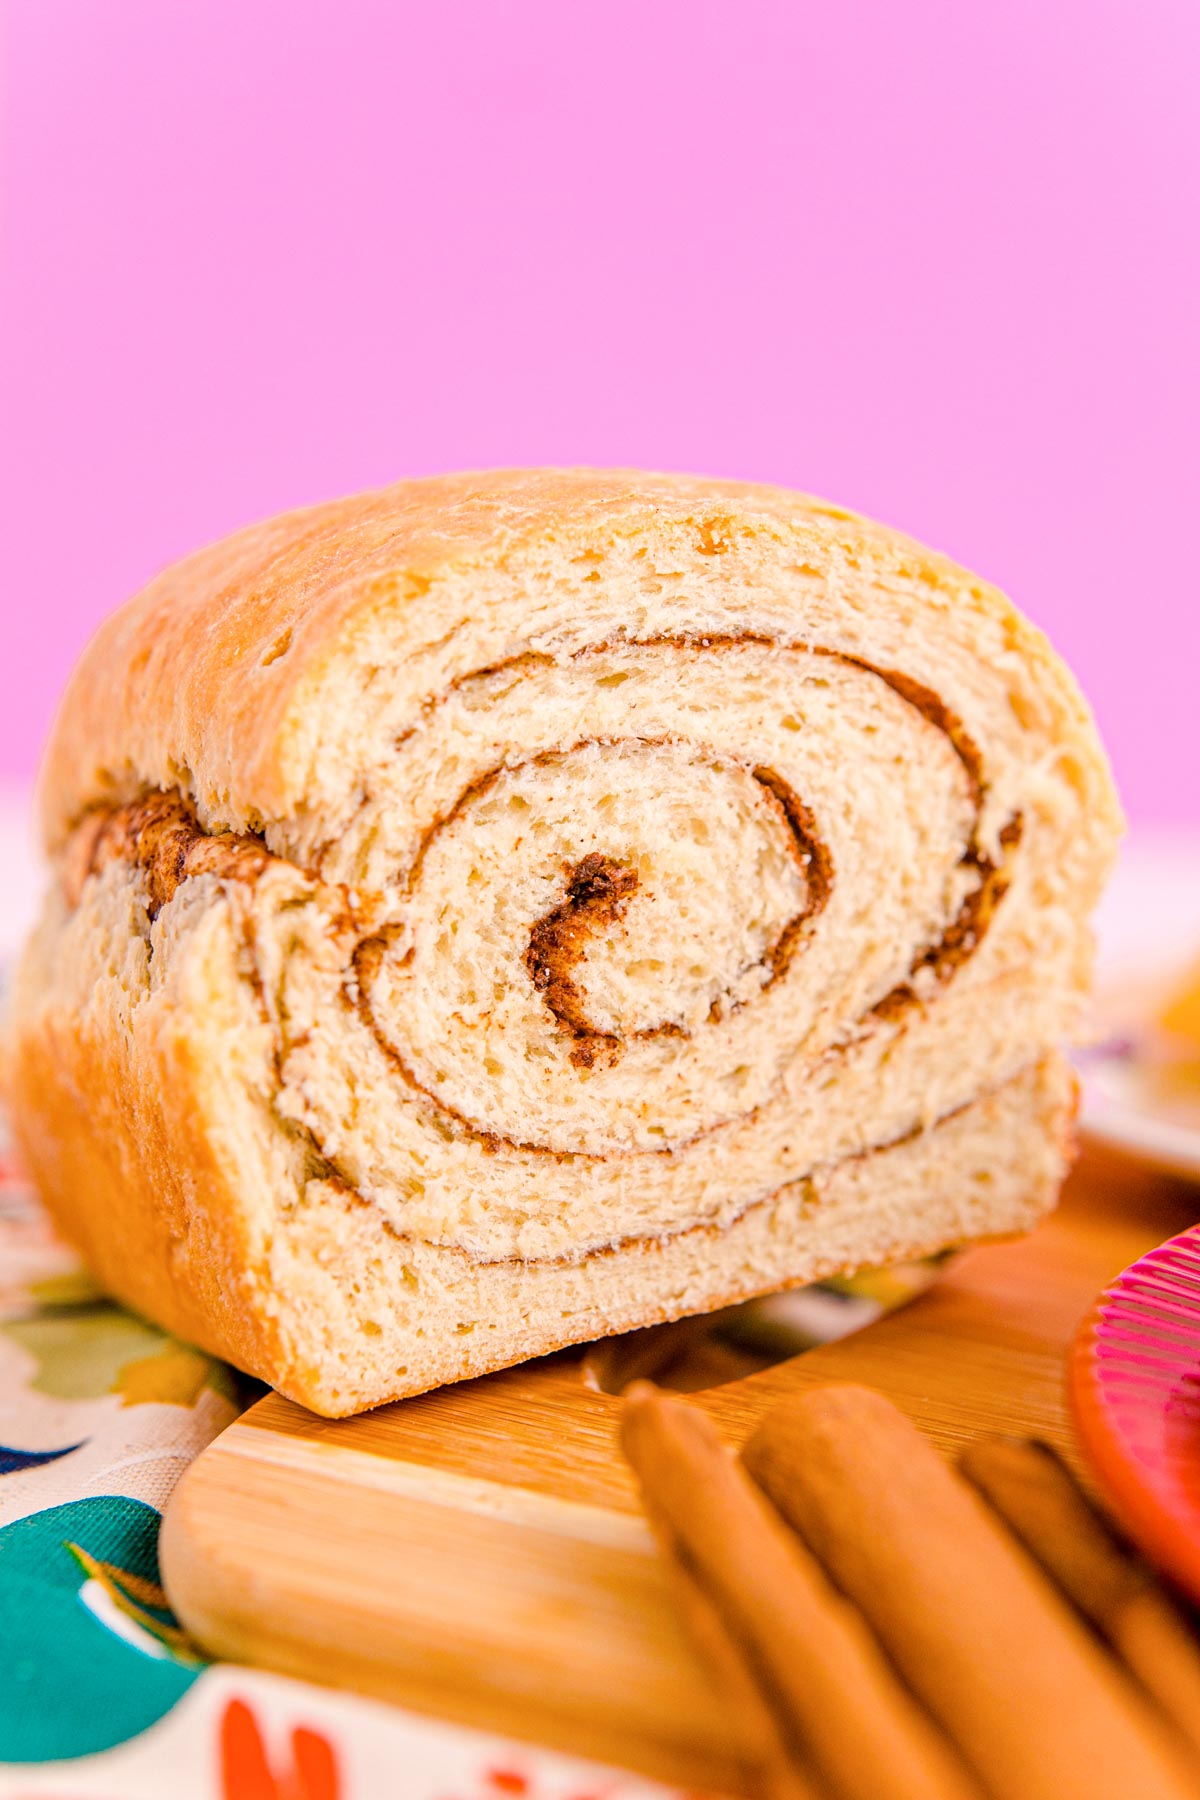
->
[38,466,1119,859]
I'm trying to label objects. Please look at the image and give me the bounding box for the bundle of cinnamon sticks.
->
[620,1382,1200,1800]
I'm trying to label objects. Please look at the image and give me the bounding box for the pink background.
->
[2,1,1197,819]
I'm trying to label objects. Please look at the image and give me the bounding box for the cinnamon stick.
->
[960,1436,1200,1771]
[620,1383,982,1800]
[742,1385,1200,1800]
[663,1544,826,1800]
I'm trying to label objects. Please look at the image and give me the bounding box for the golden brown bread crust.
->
[12,940,286,1383]
[45,472,760,840]
[38,466,1098,850]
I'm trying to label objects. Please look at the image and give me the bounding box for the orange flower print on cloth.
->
[220,1697,340,1800]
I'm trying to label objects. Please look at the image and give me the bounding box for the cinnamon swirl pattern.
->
[10,470,1121,1412]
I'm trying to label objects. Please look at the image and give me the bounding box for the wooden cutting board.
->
[160,1148,1197,1794]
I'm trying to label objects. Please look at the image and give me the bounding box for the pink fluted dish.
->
[1070,1225,1200,1602]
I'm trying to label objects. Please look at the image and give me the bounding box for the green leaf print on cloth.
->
[2,1304,238,1408]
[0,1494,204,1761]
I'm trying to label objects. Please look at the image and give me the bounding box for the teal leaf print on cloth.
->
[0,1495,203,1761]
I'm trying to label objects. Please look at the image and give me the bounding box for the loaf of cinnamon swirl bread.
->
[10,471,1121,1414]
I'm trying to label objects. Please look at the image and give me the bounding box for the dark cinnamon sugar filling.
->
[63,792,272,916]
[517,762,834,1067]
[525,853,641,1067]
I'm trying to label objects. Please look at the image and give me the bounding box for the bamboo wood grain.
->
[160,1150,1198,1794]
